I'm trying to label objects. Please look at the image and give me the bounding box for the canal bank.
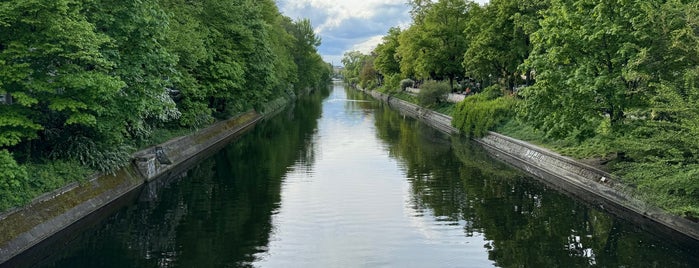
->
[354,86,699,246]
[0,93,296,265]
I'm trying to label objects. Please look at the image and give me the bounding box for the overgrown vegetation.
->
[452,86,515,137]
[341,0,699,218]
[417,80,450,107]
[0,0,331,212]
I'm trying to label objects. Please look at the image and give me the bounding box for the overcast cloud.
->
[277,0,490,66]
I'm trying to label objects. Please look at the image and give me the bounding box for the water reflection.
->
[34,88,329,268]
[25,84,698,268]
[367,88,699,267]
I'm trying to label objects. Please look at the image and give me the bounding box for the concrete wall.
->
[364,89,457,135]
[0,111,263,264]
[356,87,699,244]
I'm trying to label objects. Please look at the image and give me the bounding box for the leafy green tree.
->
[87,0,181,140]
[520,0,656,138]
[0,0,125,162]
[159,0,214,128]
[462,0,547,89]
[286,18,324,93]
[341,50,369,85]
[259,0,298,94]
[398,0,473,89]
[395,25,422,79]
[373,27,402,77]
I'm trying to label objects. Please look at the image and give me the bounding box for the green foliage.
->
[25,160,91,194]
[0,157,91,212]
[49,135,134,174]
[397,0,473,83]
[373,27,402,76]
[0,0,125,151]
[0,150,29,211]
[462,0,545,89]
[417,80,450,107]
[381,73,401,93]
[400,79,415,91]
[452,87,515,137]
[342,50,378,90]
[0,0,329,211]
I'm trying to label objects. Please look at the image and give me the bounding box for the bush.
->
[50,136,133,174]
[452,90,515,137]
[360,79,378,90]
[400,79,415,91]
[382,74,401,93]
[0,150,30,211]
[417,80,450,107]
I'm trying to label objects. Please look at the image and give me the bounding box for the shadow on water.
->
[20,87,330,268]
[366,88,699,268]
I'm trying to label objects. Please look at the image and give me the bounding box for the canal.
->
[24,83,699,267]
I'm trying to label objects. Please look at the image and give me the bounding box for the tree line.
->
[343,0,699,218]
[0,0,331,210]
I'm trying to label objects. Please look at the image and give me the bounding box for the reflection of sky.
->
[255,85,494,267]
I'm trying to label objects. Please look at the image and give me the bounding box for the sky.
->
[276,0,490,66]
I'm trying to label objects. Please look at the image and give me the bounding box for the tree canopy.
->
[343,0,699,217]
[0,0,331,211]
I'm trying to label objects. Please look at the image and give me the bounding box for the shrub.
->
[0,150,29,211]
[360,79,378,90]
[417,80,450,107]
[452,90,515,137]
[382,74,401,93]
[400,79,415,91]
[50,136,133,174]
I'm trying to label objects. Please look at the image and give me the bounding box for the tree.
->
[159,0,213,128]
[462,0,547,89]
[399,0,473,89]
[286,18,324,93]
[0,0,125,163]
[87,0,181,141]
[519,0,658,139]
[374,27,402,77]
[341,50,368,85]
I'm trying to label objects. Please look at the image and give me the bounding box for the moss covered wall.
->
[0,111,263,264]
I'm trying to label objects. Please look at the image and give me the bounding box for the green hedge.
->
[452,86,515,137]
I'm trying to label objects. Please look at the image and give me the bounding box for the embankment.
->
[357,87,699,246]
[0,109,266,265]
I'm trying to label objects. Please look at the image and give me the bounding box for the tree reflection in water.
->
[368,93,699,268]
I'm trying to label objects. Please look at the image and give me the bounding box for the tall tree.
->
[520,0,659,139]
[373,27,402,77]
[87,0,181,142]
[159,0,214,127]
[399,0,473,88]
[0,0,124,162]
[286,18,324,93]
[462,0,547,89]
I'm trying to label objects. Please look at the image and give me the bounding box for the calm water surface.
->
[30,83,698,267]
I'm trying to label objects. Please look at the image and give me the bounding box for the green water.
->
[28,83,698,267]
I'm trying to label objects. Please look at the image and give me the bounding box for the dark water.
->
[26,84,698,267]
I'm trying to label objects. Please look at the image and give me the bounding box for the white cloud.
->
[279,0,406,33]
[351,35,384,54]
[277,0,492,66]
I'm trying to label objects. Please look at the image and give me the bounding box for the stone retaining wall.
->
[356,86,699,245]
[0,111,263,264]
[365,89,457,134]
